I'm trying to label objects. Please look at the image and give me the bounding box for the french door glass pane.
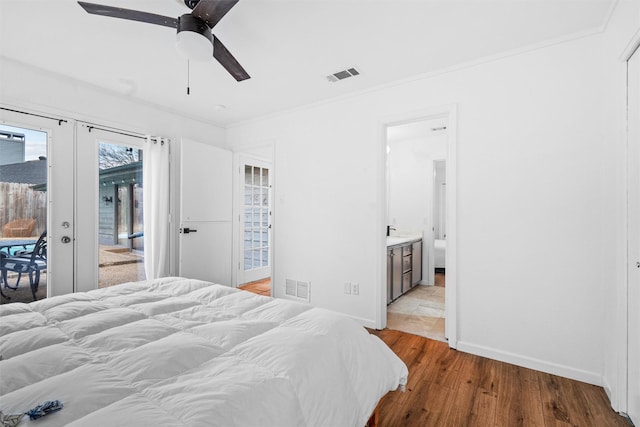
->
[98,142,145,288]
[244,250,252,269]
[244,186,251,204]
[0,124,48,303]
[243,163,270,274]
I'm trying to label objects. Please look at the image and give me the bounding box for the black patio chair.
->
[0,230,47,301]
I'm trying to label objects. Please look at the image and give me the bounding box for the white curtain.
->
[143,136,170,279]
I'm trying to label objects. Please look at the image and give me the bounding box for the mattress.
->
[0,277,408,426]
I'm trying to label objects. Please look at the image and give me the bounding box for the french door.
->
[0,108,74,299]
[76,123,146,291]
[238,157,271,285]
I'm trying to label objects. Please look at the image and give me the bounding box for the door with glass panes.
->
[75,123,146,292]
[0,109,74,303]
[239,159,271,284]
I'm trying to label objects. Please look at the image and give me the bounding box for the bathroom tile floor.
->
[387,275,446,342]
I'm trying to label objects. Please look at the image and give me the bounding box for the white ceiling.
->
[0,0,615,128]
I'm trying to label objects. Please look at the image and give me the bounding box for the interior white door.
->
[627,48,640,426]
[179,139,232,285]
[0,109,74,297]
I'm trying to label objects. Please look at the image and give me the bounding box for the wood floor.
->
[370,329,631,427]
[238,278,271,296]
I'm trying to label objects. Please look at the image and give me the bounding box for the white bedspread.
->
[0,277,407,427]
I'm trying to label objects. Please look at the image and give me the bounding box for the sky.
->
[0,123,47,161]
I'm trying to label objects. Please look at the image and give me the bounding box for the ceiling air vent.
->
[326,67,361,83]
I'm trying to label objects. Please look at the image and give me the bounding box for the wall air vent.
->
[285,278,311,302]
[326,67,361,83]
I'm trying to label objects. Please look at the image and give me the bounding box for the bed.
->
[0,277,408,426]
[434,239,446,269]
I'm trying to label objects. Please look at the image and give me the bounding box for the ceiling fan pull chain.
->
[187,59,190,95]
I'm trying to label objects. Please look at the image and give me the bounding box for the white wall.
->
[388,133,446,233]
[227,33,612,384]
[0,58,226,147]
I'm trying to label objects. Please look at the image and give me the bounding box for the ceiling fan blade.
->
[192,0,239,28]
[78,2,178,28]
[213,36,250,81]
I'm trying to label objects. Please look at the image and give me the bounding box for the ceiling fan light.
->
[176,14,212,62]
[177,31,211,61]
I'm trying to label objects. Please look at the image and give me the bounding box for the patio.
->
[0,245,144,304]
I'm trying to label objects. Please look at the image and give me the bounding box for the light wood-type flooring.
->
[371,328,630,427]
[238,278,271,296]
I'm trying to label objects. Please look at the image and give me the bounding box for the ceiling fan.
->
[77,0,250,81]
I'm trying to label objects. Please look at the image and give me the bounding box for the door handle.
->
[180,227,198,234]
[636,261,640,268]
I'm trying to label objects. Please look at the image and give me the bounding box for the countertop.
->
[386,234,422,247]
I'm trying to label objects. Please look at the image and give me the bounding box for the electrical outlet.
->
[344,282,351,295]
[351,282,359,295]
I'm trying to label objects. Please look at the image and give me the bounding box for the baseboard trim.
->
[457,341,603,386]
[351,315,377,330]
[602,376,616,411]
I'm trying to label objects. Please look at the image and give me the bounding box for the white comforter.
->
[0,277,407,427]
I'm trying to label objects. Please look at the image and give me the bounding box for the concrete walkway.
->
[98,245,145,288]
[99,245,143,266]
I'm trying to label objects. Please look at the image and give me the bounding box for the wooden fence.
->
[0,182,46,238]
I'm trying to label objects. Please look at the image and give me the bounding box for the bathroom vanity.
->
[386,236,422,304]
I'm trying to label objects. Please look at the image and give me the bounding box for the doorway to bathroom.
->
[385,118,447,341]
[380,106,457,346]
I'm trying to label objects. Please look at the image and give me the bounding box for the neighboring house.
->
[0,156,46,185]
[98,161,143,250]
